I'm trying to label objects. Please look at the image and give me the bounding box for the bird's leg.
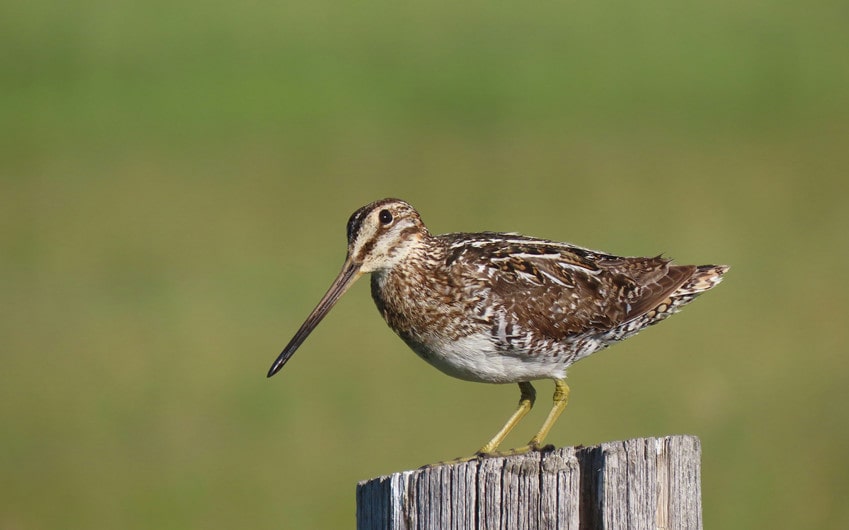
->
[526,379,570,449]
[483,379,571,457]
[433,380,567,465]
[476,382,536,456]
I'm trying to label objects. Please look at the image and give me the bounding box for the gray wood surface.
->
[356,435,701,530]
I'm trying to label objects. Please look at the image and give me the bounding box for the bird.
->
[267,198,728,458]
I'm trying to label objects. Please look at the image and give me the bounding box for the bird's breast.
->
[370,266,470,343]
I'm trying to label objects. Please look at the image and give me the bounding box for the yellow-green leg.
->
[482,379,570,457]
[526,379,570,448]
[427,380,570,468]
[477,381,536,455]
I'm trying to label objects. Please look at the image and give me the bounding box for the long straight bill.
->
[267,259,362,377]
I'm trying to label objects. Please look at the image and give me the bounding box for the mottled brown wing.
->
[455,243,694,340]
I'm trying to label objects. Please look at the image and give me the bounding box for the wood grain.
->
[356,435,701,530]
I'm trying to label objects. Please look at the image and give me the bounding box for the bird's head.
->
[267,198,427,377]
[345,198,428,273]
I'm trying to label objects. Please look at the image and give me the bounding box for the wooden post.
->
[356,434,701,530]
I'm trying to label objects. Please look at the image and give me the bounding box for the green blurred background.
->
[2,1,848,528]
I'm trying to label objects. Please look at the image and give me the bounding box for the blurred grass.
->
[2,0,849,528]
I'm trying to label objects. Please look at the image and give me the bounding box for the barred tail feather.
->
[675,264,730,296]
[626,264,729,334]
[579,263,728,361]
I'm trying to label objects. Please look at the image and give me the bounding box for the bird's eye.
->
[378,209,393,225]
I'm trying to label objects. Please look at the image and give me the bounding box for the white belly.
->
[404,333,569,384]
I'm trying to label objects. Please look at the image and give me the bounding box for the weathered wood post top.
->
[357,434,702,530]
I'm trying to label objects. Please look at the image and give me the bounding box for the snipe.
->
[267,198,728,458]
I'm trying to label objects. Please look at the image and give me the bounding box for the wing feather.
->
[444,235,695,341]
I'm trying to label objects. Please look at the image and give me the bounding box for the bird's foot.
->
[422,443,556,468]
[477,443,556,459]
[420,453,482,469]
